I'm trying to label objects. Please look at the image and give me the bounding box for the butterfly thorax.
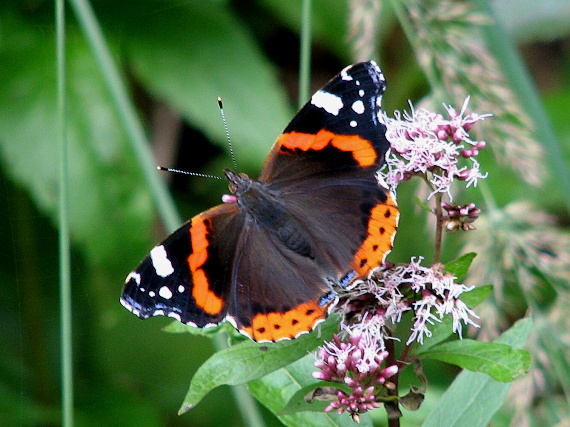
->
[224,168,315,259]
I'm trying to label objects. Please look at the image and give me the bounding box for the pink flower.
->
[313,332,398,421]
[379,98,489,200]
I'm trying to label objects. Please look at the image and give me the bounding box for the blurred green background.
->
[1,0,569,425]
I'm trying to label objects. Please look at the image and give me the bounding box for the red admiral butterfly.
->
[121,61,399,342]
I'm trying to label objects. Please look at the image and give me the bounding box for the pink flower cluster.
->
[313,259,479,419]
[379,98,489,199]
[313,332,398,421]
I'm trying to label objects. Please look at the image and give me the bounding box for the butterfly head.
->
[223,168,253,200]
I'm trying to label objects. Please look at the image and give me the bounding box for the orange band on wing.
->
[239,300,328,342]
[187,217,224,315]
[352,193,399,276]
[279,130,378,167]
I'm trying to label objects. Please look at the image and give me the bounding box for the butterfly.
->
[121,61,399,342]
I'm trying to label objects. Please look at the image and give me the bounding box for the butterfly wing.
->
[258,60,399,278]
[121,61,398,342]
[121,203,244,328]
[225,61,398,341]
[225,217,336,341]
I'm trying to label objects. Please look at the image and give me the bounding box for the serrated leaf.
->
[162,320,228,336]
[179,317,339,412]
[418,339,530,382]
[422,317,533,427]
[443,253,476,281]
[248,354,373,427]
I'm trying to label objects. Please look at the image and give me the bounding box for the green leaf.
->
[162,320,231,337]
[248,354,373,427]
[422,317,533,427]
[97,1,293,171]
[418,339,530,382]
[460,285,493,308]
[279,381,353,415]
[0,9,153,271]
[443,253,477,282]
[179,317,339,412]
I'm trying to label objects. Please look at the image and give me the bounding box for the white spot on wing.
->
[341,66,353,81]
[126,271,141,285]
[150,245,174,277]
[178,285,185,293]
[359,89,364,97]
[350,120,357,127]
[159,286,173,300]
[352,100,365,114]
[311,90,343,116]
[149,291,156,297]
[168,312,181,321]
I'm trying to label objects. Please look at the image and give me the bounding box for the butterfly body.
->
[121,61,399,342]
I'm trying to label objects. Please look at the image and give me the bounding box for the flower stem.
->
[398,343,413,368]
[385,339,401,427]
[433,192,444,264]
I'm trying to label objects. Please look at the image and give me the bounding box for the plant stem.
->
[298,0,312,108]
[56,1,74,425]
[384,339,401,427]
[69,0,180,231]
[397,343,413,368]
[432,192,444,264]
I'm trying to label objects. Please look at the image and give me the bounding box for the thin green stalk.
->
[69,1,265,424]
[298,0,312,108]
[68,0,180,231]
[56,1,73,426]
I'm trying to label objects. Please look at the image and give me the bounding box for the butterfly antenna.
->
[156,166,224,180]
[217,97,238,171]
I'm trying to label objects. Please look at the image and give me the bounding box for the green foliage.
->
[422,317,533,427]
[1,0,569,425]
[248,355,370,427]
[418,339,530,382]
[179,317,338,413]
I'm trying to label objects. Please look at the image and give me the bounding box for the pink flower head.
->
[379,98,490,200]
[313,331,398,421]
